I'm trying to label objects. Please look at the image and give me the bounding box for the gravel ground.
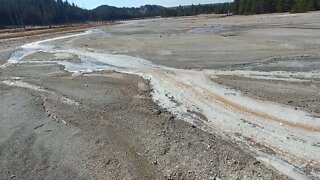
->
[0,67,287,179]
[2,12,320,179]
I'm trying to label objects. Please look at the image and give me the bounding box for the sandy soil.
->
[68,13,320,117]
[0,23,287,180]
[0,69,285,179]
[1,12,320,179]
[75,12,320,69]
[72,12,320,122]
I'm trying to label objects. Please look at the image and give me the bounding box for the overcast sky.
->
[71,0,231,9]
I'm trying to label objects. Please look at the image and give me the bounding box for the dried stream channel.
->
[1,25,320,179]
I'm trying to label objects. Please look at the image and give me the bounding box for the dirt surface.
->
[69,12,320,116]
[75,12,320,69]
[1,12,320,179]
[213,75,320,114]
[0,68,286,179]
[0,23,113,40]
[0,32,77,66]
[77,12,320,117]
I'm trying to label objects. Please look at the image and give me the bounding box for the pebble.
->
[154,109,161,115]
[152,160,158,165]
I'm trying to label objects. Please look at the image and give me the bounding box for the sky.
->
[71,0,231,9]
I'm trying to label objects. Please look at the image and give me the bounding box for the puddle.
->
[58,60,119,76]
[188,24,238,34]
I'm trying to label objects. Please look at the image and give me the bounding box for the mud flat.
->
[0,39,285,180]
[1,12,320,179]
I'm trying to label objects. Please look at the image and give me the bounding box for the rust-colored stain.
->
[205,92,320,132]
[151,69,320,132]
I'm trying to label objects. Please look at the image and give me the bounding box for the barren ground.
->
[1,12,320,179]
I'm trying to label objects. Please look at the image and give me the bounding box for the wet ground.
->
[0,35,287,180]
[1,12,320,179]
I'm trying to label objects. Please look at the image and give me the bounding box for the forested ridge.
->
[233,0,320,14]
[0,0,168,27]
[0,0,91,27]
[0,0,319,27]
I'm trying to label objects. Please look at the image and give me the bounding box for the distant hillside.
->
[92,5,166,21]
[0,0,319,27]
[0,0,91,27]
[0,0,167,27]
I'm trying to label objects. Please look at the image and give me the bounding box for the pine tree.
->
[233,0,240,14]
[239,0,247,14]
[277,0,286,12]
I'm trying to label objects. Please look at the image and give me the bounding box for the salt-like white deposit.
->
[208,70,320,82]
[2,29,320,179]
[2,80,47,92]
[2,80,79,106]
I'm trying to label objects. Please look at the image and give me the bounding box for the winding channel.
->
[1,29,320,179]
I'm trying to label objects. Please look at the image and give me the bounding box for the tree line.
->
[0,0,92,27]
[160,3,233,17]
[233,0,320,15]
[0,0,319,28]
[0,0,170,27]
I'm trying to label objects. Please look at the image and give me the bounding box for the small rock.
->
[53,115,59,122]
[154,109,161,115]
[152,160,158,165]
[62,120,67,125]
[232,160,238,165]
[253,160,260,165]
[105,159,111,165]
